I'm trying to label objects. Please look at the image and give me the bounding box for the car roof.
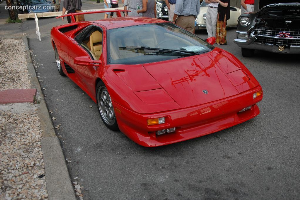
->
[91,17,168,30]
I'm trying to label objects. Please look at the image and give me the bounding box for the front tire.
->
[96,82,119,131]
[241,48,255,57]
[54,46,65,76]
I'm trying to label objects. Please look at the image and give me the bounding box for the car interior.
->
[89,31,102,60]
[79,28,103,60]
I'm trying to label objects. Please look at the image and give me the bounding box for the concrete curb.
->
[23,36,77,200]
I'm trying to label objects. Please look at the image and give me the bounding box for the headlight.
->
[156,2,162,10]
[203,13,206,20]
[156,2,162,15]
[239,17,250,27]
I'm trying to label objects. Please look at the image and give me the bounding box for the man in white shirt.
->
[173,0,200,33]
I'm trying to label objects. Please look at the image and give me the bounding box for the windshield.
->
[107,23,213,65]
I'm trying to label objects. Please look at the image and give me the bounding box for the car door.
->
[72,26,105,98]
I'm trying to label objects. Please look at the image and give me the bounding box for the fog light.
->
[253,91,263,99]
[157,127,176,136]
[239,106,252,113]
[147,117,165,126]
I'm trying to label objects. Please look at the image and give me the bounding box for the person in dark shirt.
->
[62,0,82,23]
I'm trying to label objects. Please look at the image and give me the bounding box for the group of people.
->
[61,0,199,34]
[124,0,156,18]
[206,0,254,45]
[124,0,200,34]
[104,0,156,19]
[61,0,254,45]
[205,0,230,45]
[103,0,156,18]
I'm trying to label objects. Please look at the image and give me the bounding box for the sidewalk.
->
[0,2,76,200]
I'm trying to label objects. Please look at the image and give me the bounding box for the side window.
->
[76,27,103,60]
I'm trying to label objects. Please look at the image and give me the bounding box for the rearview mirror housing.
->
[206,37,216,45]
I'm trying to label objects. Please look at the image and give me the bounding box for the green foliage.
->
[6,18,22,23]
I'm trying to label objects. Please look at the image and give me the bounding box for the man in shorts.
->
[104,0,111,18]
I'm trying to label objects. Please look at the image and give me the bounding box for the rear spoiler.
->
[57,9,127,23]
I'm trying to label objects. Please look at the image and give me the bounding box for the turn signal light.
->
[253,90,263,99]
[147,117,165,126]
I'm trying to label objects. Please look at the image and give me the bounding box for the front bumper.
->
[234,31,300,54]
[157,15,169,20]
[114,86,263,147]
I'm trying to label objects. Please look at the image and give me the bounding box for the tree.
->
[6,0,18,21]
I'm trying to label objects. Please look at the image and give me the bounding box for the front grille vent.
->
[253,28,300,46]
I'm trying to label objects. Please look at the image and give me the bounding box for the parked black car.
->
[234,1,300,57]
[156,0,168,20]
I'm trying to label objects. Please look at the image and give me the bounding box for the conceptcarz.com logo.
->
[5,5,55,12]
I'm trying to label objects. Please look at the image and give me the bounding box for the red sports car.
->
[51,11,263,147]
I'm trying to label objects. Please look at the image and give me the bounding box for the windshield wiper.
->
[118,46,200,57]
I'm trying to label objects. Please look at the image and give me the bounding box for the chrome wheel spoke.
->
[55,49,61,71]
[97,87,115,126]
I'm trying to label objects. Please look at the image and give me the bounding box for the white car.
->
[195,1,241,30]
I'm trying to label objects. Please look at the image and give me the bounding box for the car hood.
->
[257,3,300,29]
[112,48,257,113]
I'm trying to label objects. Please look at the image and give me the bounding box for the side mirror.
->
[74,56,102,66]
[206,37,216,45]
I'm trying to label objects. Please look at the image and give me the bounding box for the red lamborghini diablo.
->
[51,11,263,147]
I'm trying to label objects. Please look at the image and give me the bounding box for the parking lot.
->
[16,3,300,199]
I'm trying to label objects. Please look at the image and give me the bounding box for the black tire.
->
[241,48,255,57]
[96,82,119,131]
[54,46,65,76]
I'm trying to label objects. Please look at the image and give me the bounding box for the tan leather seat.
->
[90,31,102,60]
